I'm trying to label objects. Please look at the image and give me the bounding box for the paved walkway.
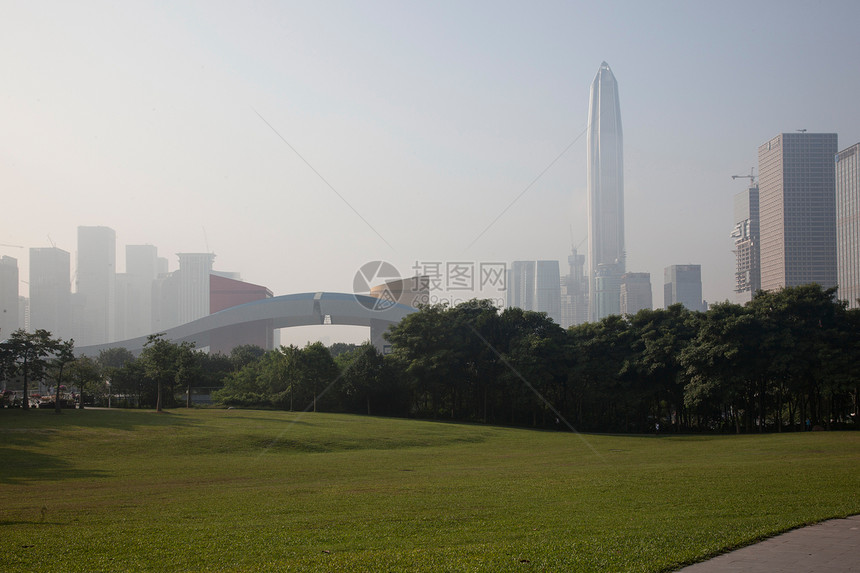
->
[676,515,860,572]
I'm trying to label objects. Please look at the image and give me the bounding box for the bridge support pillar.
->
[370,319,393,354]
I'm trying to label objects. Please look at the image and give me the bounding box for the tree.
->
[68,355,102,409]
[328,342,359,358]
[175,342,200,408]
[97,347,135,370]
[211,359,269,408]
[385,303,453,417]
[229,344,265,371]
[567,315,636,431]
[625,305,699,432]
[140,334,179,412]
[198,352,233,390]
[0,329,61,410]
[299,342,339,412]
[271,345,303,411]
[749,284,846,429]
[337,343,385,415]
[681,302,764,432]
[50,339,76,414]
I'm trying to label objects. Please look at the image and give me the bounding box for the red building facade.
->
[209,274,273,354]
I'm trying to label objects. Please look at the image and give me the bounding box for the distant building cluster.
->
[507,62,692,324]
[733,134,859,309]
[0,228,272,353]
[505,63,860,325]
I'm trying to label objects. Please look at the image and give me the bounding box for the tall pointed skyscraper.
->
[586,61,625,321]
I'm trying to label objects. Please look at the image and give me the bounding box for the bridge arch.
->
[78,292,418,356]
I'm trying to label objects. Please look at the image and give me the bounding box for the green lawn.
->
[1,409,858,572]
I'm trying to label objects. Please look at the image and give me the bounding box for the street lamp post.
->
[106,381,111,408]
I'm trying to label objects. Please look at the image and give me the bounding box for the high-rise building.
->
[114,272,133,342]
[587,61,625,321]
[507,261,536,312]
[560,246,588,328]
[758,133,838,292]
[620,272,652,316]
[76,226,116,345]
[0,256,19,337]
[29,247,71,338]
[507,260,562,324]
[534,261,561,324]
[593,263,622,319]
[118,244,158,339]
[152,272,180,332]
[664,265,705,312]
[18,296,29,333]
[732,182,761,303]
[177,253,215,324]
[836,142,860,308]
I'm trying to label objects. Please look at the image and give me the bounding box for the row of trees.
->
[89,336,240,411]
[0,331,239,412]
[0,329,80,412]
[383,284,858,432]
[210,284,859,433]
[212,341,410,417]
[4,284,857,433]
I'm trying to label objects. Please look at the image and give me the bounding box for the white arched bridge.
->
[77,292,418,357]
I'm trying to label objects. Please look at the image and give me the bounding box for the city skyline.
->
[3,2,860,343]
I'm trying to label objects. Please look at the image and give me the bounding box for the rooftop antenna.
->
[797,129,807,133]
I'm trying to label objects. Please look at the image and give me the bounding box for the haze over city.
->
[3,1,860,344]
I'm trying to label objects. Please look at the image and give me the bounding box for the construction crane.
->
[0,243,23,249]
[569,226,587,252]
[731,167,757,186]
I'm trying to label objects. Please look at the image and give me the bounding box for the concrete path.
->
[676,515,860,572]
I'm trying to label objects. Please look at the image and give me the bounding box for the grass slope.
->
[1,409,858,572]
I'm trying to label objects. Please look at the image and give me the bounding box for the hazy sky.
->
[3,1,860,344]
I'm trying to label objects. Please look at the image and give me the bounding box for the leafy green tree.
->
[842,308,860,423]
[269,345,303,410]
[493,307,567,427]
[50,340,76,414]
[68,355,102,409]
[176,342,200,408]
[625,305,699,432]
[749,284,846,429]
[97,347,135,370]
[212,360,269,408]
[229,345,266,372]
[299,342,339,412]
[140,334,180,412]
[0,329,61,410]
[681,302,764,432]
[385,303,456,417]
[337,343,385,415]
[197,352,233,390]
[385,301,504,420]
[328,342,359,358]
[386,299,569,425]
